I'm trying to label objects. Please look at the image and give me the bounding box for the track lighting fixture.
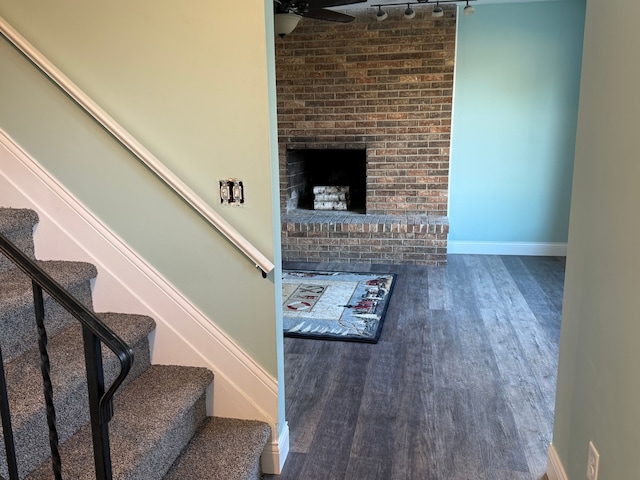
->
[463,1,475,15]
[404,5,416,19]
[372,1,475,21]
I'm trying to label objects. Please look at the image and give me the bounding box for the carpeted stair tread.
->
[0,207,39,231]
[0,208,39,274]
[0,312,156,479]
[0,260,97,307]
[164,417,271,480]
[0,260,98,363]
[26,364,214,480]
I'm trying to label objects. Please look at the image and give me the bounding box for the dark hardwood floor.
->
[266,255,564,480]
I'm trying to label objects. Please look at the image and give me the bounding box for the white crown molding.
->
[447,240,567,256]
[546,443,568,480]
[0,128,286,473]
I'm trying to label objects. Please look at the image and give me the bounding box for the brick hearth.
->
[282,211,448,265]
[276,6,456,265]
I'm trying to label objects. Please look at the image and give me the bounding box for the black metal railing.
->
[0,232,134,480]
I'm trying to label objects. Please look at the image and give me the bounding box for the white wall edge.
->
[447,240,567,256]
[0,128,286,473]
[546,443,568,480]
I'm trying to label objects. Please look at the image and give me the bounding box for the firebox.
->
[285,149,366,213]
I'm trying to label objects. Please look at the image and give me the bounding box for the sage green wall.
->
[552,0,640,478]
[0,1,281,376]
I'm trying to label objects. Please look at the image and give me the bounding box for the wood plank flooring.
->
[266,255,564,480]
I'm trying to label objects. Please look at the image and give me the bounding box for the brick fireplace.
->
[276,6,455,265]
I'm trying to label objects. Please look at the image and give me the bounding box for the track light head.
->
[404,5,416,19]
[376,6,388,21]
[463,2,475,16]
[432,5,444,17]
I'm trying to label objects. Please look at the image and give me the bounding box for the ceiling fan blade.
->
[304,9,356,22]
[309,0,366,8]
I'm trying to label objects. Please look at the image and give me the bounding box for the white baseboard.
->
[546,443,568,480]
[0,128,286,473]
[447,240,567,256]
[261,422,289,474]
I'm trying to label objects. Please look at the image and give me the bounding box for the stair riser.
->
[24,366,213,480]
[0,228,36,275]
[0,208,38,275]
[128,395,208,480]
[163,417,272,480]
[0,332,152,479]
[0,281,94,363]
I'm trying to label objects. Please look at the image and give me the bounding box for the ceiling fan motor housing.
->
[275,0,363,23]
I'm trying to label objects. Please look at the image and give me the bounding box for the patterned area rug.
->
[282,270,396,343]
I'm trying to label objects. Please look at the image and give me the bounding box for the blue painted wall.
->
[449,0,585,249]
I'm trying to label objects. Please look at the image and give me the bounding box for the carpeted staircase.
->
[0,207,271,479]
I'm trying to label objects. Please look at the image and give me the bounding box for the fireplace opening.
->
[285,149,366,213]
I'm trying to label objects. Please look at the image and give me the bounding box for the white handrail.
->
[0,16,275,276]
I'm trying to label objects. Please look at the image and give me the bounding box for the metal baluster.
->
[0,343,19,480]
[0,233,131,480]
[82,326,112,480]
[33,282,62,480]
